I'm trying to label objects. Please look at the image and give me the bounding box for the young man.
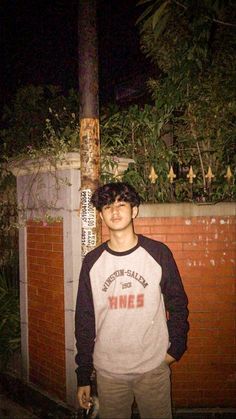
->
[75,182,189,419]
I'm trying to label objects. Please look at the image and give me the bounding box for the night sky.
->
[0,0,147,112]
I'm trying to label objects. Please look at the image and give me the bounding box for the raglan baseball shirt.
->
[75,234,189,386]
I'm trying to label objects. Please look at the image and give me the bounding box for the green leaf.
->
[152,0,170,31]
[153,12,169,40]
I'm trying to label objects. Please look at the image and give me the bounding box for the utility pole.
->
[78,0,101,257]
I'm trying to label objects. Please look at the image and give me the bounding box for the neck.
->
[108,230,138,252]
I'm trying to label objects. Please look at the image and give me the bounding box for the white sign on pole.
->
[81,189,96,228]
[81,189,97,258]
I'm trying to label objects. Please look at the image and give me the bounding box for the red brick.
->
[27,248,52,258]
[28,263,46,273]
[52,243,63,252]
[28,233,46,243]
[44,234,63,244]
[35,242,53,251]
[44,266,63,276]
[27,255,38,264]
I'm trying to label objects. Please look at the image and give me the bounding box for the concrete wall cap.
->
[138,202,236,217]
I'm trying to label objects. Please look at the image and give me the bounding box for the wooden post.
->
[78,0,101,255]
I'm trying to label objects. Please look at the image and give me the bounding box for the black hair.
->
[91,182,141,211]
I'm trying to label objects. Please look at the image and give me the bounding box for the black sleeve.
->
[160,248,189,361]
[75,258,96,386]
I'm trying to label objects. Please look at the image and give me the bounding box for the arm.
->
[75,258,96,387]
[160,248,189,361]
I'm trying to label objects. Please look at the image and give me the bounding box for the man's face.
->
[100,198,138,232]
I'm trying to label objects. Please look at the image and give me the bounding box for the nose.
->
[111,204,119,214]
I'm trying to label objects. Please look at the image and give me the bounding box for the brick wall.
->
[27,220,66,401]
[102,213,236,408]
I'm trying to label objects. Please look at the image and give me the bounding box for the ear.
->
[99,211,104,221]
[132,206,139,219]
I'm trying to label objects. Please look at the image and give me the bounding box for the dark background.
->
[0,0,148,112]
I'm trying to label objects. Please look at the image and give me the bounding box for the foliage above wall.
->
[0,85,80,158]
[100,103,235,203]
[134,0,236,201]
[0,85,235,206]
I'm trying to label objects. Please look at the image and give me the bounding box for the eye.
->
[103,205,111,210]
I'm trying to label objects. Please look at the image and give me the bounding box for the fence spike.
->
[224,165,233,182]
[149,166,158,184]
[187,166,196,184]
[205,166,215,183]
[167,165,176,184]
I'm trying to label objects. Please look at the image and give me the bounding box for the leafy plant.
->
[100,103,177,202]
[0,84,80,159]
[135,0,236,201]
[100,102,235,202]
[0,256,20,370]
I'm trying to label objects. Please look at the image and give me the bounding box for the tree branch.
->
[212,18,236,27]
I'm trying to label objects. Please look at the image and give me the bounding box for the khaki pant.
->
[96,362,172,419]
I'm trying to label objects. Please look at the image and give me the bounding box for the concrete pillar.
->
[12,153,81,406]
